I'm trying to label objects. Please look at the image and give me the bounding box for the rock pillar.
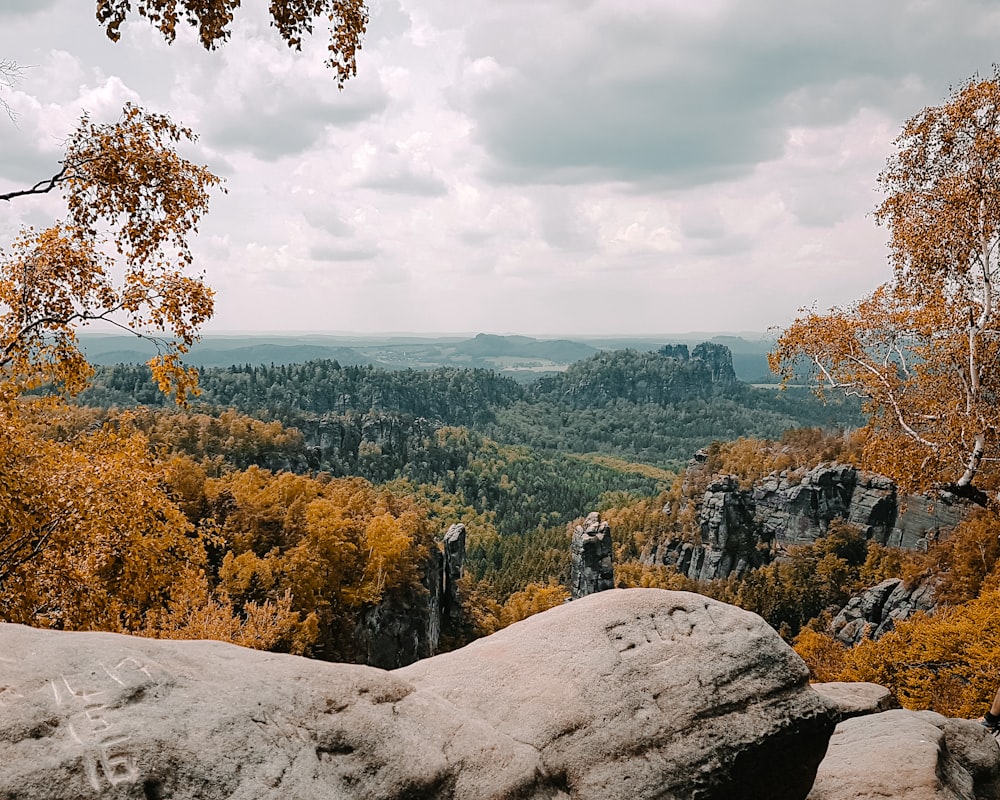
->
[571,512,614,599]
[441,523,466,634]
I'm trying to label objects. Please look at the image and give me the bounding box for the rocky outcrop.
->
[648,463,969,582]
[441,523,466,635]
[354,522,466,668]
[754,464,896,545]
[570,512,614,598]
[829,576,937,645]
[354,583,439,669]
[0,589,836,800]
[807,710,1000,800]
[811,682,900,719]
[693,475,761,580]
[692,341,738,385]
[895,492,968,549]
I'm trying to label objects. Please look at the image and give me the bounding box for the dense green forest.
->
[78,345,863,468]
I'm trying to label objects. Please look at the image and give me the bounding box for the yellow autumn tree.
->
[771,73,1000,501]
[0,406,202,630]
[838,589,1000,717]
[497,580,570,628]
[1,104,219,400]
[206,471,436,660]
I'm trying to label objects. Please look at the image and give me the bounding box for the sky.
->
[0,1,998,337]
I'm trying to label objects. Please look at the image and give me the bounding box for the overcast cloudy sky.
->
[0,1,998,336]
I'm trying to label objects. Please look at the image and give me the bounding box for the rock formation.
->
[352,522,467,668]
[649,463,969,582]
[691,475,761,580]
[440,522,466,635]
[829,576,937,645]
[811,682,900,719]
[691,341,737,385]
[0,589,835,800]
[570,512,614,598]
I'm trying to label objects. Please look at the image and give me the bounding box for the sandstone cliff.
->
[648,462,967,583]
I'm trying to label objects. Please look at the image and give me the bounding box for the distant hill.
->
[80,336,372,368]
[452,334,597,362]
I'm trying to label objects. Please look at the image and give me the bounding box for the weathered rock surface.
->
[569,512,614,598]
[401,589,836,800]
[691,475,760,580]
[830,576,937,645]
[807,710,1000,800]
[811,682,900,719]
[0,589,836,800]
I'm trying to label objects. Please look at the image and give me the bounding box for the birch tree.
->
[771,74,1000,501]
[0,104,220,402]
[94,0,368,87]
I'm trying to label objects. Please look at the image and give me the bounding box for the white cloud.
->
[0,0,996,335]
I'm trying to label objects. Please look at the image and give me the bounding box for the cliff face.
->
[353,523,467,669]
[647,463,967,582]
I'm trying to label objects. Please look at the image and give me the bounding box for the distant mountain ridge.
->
[77,332,776,381]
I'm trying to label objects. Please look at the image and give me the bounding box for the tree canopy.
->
[94,0,368,86]
[771,73,1000,501]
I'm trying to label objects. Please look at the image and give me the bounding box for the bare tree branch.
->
[0,58,25,124]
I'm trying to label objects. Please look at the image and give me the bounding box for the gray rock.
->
[0,589,836,800]
[0,625,543,800]
[830,577,937,646]
[650,461,970,583]
[811,682,900,719]
[845,472,897,543]
[441,523,466,634]
[807,710,1000,800]
[401,589,837,800]
[570,512,614,598]
[354,584,440,668]
[694,475,761,580]
[892,493,968,549]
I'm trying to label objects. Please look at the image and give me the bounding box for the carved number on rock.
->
[50,657,158,792]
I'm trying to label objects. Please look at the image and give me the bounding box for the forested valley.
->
[4,341,868,656]
[15,333,1000,717]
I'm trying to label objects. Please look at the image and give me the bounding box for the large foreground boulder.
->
[401,589,836,800]
[1,589,835,800]
[808,710,1000,799]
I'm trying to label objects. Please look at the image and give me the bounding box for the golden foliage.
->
[614,562,699,591]
[140,569,314,653]
[201,469,436,659]
[925,509,1000,604]
[94,0,369,86]
[792,628,848,683]
[498,580,570,628]
[0,402,201,631]
[839,592,1000,717]
[772,74,1000,496]
[0,104,220,402]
